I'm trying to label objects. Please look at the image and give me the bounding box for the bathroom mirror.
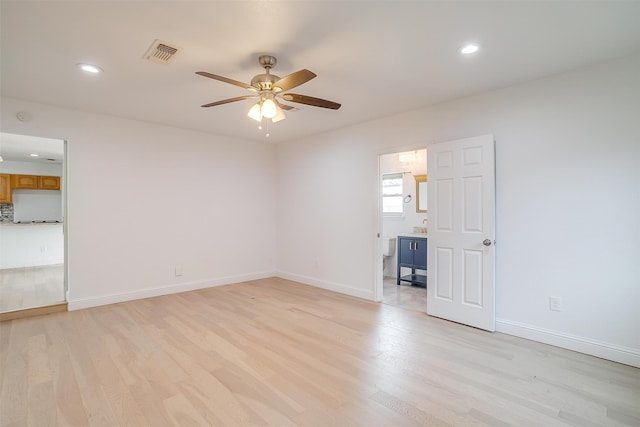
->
[415,174,427,213]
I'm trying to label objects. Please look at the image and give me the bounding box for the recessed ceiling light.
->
[30,153,39,157]
[78,63,102,74]
[459,44,480,55]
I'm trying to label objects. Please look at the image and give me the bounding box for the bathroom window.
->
[382,173,403,215]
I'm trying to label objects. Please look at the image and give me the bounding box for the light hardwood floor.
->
[382,277,427,312]
[1,277,638,426]
[0,264,65,313]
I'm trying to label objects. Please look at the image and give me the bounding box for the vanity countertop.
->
[398,232,427,238]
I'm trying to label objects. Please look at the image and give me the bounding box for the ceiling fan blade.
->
[196,72,256,91]
[276,100,297,111]
[201,95,257,108]
[281,93,341,110]
[273,69,316,92]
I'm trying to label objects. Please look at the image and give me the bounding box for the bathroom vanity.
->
[397,234,427,287]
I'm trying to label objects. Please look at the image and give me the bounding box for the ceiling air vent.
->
[144,40,180,64]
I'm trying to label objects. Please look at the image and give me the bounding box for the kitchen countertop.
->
[0,221,63,226]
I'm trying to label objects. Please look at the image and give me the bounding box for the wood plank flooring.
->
[1,277,639,426]
[0,302,67,322]
[0,264,65,313]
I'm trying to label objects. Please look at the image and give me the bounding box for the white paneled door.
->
[427,135,496,331]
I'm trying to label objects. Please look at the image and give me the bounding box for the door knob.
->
[482,239,492,247]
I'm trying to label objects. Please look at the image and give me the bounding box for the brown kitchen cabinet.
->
[11,174,39,189]
[10,174,60,191]
[0,174,11,203]
[38,175,60,190]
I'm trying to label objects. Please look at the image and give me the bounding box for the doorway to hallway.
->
[0,132,67,318]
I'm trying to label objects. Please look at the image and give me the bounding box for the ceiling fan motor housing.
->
[251,73,280,91]
[258,55,277,68]
[252,55,280,91]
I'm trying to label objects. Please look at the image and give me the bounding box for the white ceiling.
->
[1,1,639,144]
[0,132,64,164]
[0,133,64,164]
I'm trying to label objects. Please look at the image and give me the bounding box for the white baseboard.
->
[68,270,276,311]
[276,271,375,301]
[496,318,640,368]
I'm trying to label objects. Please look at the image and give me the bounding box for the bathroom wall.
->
[380,150,428,278]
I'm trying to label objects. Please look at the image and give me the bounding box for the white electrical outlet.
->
[175,266,183,277]
[549,296,562,311]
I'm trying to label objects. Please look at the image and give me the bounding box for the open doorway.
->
[378,149,428,311]
[0,133,66,315]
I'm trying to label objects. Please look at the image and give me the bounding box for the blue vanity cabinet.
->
[397,235,427,287]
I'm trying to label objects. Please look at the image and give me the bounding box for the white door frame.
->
[63,139,69,302]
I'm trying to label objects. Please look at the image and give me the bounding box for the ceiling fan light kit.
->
[247,103,263,121]
[261,97,277,119]
[197,55,341,133]
[272,103,286,123]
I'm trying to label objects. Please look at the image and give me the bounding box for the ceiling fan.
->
[196,55,341,124]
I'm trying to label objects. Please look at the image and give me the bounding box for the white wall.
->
[276,54,640,366]
[0,98,278,309]
[0,223,64,268]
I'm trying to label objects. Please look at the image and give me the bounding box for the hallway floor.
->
[382,277,427,312]
[0,264,64,313]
